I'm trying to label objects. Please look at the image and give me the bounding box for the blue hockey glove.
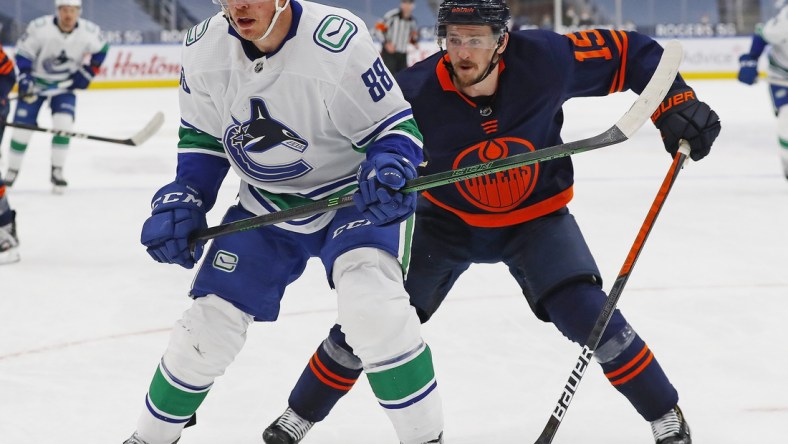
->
[69,65,95,90]
[652,88,721,162]
[737,55,759,85]
[353,153,417,226]
[140,182,207,269]
[17,73,37,97]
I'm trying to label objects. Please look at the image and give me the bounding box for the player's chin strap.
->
[439,33,506,87]
[224,0,291,42]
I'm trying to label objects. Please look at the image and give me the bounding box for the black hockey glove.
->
[651,87,720,161]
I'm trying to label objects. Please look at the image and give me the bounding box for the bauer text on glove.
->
[651,87,721,161]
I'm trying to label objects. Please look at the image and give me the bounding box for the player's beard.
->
[452,61,488,89]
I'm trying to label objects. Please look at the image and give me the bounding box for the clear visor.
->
[212,0,273,6]
[442,32,500,50]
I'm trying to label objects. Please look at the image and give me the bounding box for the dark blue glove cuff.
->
[150,182,206,215]
[355,153,418,226]
[70,65,95,90]
[141,182,208,268]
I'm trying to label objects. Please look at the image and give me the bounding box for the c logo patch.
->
[314,15,358,53]
[213,250,239,273]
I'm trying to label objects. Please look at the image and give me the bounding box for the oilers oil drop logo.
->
[453,137,538,212]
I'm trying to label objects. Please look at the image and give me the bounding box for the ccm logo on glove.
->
[151,189,203,210]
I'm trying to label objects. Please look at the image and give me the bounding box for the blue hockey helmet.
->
[436,0,511,38]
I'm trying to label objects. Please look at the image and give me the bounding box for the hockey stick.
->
[8,80,74,101]
[188,41,683,248]
[1,111,165,146]
[8,89,69,101]
[533,141,691,444]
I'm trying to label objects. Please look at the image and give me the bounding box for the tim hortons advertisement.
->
[3,37,758,90]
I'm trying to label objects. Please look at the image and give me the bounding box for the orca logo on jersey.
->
[42,50,72,75]
[452,137,539,212]
[223,98,312,182]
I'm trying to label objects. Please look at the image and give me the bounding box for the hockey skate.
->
[50,166,68,194]
[651,405,691,444]
[0,210,20,265]
[3,169,18,187]
[122,432,179,444]
[405,432,444,444]
[263,407,315,444]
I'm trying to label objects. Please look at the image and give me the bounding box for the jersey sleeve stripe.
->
[616,30,629,92]
[178,126,224,154]
[356,109,414,147]
[608,30,629,94]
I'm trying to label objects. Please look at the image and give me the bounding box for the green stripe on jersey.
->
[366,345,435,402]
[396,117,424,143]
[178,127,224,153]
[353,117,424,153]
[147,366,210,418]
[399,215,415,274]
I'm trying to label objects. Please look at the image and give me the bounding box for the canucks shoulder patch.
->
[313,15,358,53]
[185,16,212,46]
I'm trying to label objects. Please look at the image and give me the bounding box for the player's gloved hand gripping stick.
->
[188,41,684,253]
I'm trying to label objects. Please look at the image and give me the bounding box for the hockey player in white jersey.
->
[738,0,788,179]
[4,0,108,193]
[124,1,444,443]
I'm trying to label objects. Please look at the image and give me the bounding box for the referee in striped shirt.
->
[374,0,420,74]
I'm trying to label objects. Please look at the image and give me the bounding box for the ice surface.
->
[1,79,786,443]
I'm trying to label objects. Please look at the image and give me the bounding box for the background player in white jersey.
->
[3,0,108,193]
[0,44,20,264]
[124,1,444,443]
[738,0,788,179]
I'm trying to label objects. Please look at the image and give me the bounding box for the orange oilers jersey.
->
[395,29,688,228]
[0,44,15,100]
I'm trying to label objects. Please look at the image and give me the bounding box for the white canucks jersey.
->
[15,15,106,83]
[178,1,422,233]
[760,6,788,79]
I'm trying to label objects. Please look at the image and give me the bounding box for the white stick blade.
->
[130,111,165,146]
[615,40,683,138]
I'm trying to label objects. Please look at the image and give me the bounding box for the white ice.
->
[1,79,786,443]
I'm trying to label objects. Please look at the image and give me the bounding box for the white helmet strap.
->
[224,0,291,43]
[257,0,290,42]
